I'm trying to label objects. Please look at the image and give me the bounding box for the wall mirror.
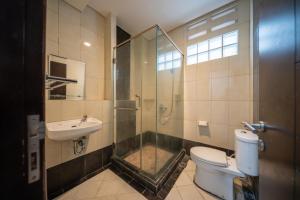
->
[46,55,85,100]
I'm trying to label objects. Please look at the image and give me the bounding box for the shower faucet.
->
[159,104,168,112]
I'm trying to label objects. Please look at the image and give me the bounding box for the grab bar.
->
[114,107,138,111]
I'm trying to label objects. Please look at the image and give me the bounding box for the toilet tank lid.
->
[190,147,227,167]
[235,129,258,144]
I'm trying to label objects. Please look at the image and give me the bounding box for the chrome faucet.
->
[81,115,88,123]
[78,115,88,126]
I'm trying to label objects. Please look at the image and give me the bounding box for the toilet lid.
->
[191,147,228,167]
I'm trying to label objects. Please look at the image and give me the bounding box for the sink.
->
[46,118,102,141]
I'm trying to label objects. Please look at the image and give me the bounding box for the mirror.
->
[47,55,85,100]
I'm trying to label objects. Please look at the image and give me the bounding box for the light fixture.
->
[83,41,91,47]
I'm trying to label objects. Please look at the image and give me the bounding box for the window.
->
[186,3,241,65]
[187,30,238,65]
[158,51,182,71]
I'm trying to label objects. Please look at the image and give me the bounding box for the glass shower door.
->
[113,39,142,169]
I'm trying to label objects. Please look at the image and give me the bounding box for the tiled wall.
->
[45,0,113,169]
[168,0,252,150]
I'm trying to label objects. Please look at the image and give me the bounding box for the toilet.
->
[190,129,259,200]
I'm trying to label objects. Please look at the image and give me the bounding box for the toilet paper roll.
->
[198,121,208,127]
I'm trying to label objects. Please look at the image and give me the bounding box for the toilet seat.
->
[191,146,245,177]
[191,147,228,167]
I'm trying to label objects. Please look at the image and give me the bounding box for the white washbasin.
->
[46,118,102,141]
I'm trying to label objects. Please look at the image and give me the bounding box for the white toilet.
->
[190,129,259,200]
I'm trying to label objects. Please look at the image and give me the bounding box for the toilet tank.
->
[235,129,259,176]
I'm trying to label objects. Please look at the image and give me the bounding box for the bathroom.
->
[1,0,299,199]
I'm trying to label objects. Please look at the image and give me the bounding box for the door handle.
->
[114,107,138,111]
[241,121,265,133]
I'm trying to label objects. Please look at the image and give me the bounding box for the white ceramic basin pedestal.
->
[46,118,102,141]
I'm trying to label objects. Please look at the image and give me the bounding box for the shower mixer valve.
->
[159,104,168,113]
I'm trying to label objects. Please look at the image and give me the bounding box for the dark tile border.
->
[110,154,189,200]
[47,144,113,199]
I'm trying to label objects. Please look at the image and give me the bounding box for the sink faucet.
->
[78,115,88,126]
[81,115,88,123]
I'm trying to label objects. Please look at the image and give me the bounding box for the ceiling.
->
[89,0,234,35]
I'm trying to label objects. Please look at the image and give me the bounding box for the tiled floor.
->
[56,160,219,200]
[124,145,173,175]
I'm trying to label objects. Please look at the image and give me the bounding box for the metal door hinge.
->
[38,121,45,140]
[258,139,265,152]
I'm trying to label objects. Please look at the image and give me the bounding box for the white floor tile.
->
[196,186,221,200]
[55,161,218,200]
[165,188,182,200]
[101,169,121,181]
[177,185,205,200]
[184,160,196,172]
[175,171,193,186]
[75,180,102,199]
[115,193,147,200]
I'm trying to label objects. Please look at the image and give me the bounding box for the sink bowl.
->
[46,118,102,141]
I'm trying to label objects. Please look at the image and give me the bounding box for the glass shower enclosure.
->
[112,25,184,188]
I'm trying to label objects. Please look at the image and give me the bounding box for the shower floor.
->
[124,144,173,175]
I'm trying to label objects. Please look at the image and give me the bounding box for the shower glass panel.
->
[113,25,184,181]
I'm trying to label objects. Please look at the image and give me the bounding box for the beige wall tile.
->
[210,58,229,78]
[81,6,105,37]
[184,81,196,101]
[229,75,250,101]
[211,77,229,100]
[185,64,197,82]
[184,120,198,141]
[86,131,101,153]
[46,100,62,122]
[59,41,81,60]
[101,123,113,148]
[184,101,198,121]
[211,101,228,125]
[210,124,228,148]
[197,101,211,122]
[103,100,113,123]
[229,48,250,76]
[85,77,101,100]
[46,39,58,56]
[45,137,61,168]
[197,63,211,80]
[239,22,250,49]
[47,0,58,13]
[196,78,211,101]
[229,101,250,126]
[46,9,58,43]
[61,100,84,120]
[61,140,83,162]
[85,100,103,120]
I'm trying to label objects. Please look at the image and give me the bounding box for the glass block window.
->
[186,2,241,65]
[186,30,238,65]
[158,51,182,71]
